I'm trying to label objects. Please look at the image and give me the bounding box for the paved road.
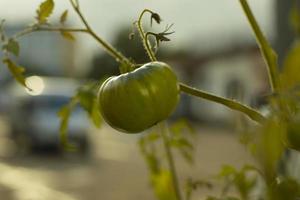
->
[0,120,254,200]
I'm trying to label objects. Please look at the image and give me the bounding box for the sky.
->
[0,0,275,72]
[0,0,275,44]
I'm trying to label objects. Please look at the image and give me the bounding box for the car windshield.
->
[21,95,77,112]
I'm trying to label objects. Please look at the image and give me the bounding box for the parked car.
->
[6,76,90,153]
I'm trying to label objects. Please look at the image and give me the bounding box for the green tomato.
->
[98,61,180,133]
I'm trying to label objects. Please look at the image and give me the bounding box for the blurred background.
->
[0,0,296,199]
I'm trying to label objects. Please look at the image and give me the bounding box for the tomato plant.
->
[2,0,300,200]
[98,61,179,133]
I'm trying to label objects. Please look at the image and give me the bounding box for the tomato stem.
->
[239,0,280,93]
[144,32,157,61]
[159,122,183,200]
[136,9,158,61]
[179,83,266,124]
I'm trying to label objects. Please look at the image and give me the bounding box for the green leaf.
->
[206,197,219,200]
[77,93,100,127]
[146,153,160,173]
[169,137,193,150]
[3,39,20,56]
[3,58,28,88]
[256,119,285,180]
[60,10,68,24]
[139,135,160,173]
[146,132,160,142]
[179,148,194,164]
[282,40,300,90]
[76,82,102,128]
[0,19,6,42]
[206,197,240,200]
[273,177,300,200]
[169,137,194,163]
[60,31,75,41]
[170,119,195,136]
[290,3,300,34]
[57,99,77,151]
[151,170,177,200]
[219,165,237,178]
[223,197,240,200]
[36,0,54,24]
[185,178,213,200]
[90,99,101,127]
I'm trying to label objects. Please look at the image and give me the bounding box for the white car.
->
[6,76,91,153]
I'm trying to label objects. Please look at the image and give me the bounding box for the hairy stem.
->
[145,32,157,61]
[160,123,182,200]
[136,9,157,61]
[179,83,266,123]
[239,0,280,93]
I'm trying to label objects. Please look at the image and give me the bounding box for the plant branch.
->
[14,26,88,38]
[179,83,266,124]
[239,0,280,93]
[159,122,182,200]
[136,9,157,61]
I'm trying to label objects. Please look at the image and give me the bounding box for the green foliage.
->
[151,170,177,200]
[58,81,102,149]
[185,178,212,200]
[256,120,285,182]
[76,82,102,127]
[60,31,75,41]
[3,38,20,56]
[139,131,175,200]
[286,120,300,151]
[0,19,30,89]
[139,132,161,173]
[281,40,300,90]
[290,1,300,36]
[206,196,240,200]
[0,20,5,42]
[57,97,77,150]
[60,10,68,24]
[218,165,258,200]
[271,177,300,200]
[169,119,195,164]
[2,58,28,89]
[36,0,54,24]
[139,121,195,200]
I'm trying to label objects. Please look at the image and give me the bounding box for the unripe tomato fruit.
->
[98,61,180,133]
